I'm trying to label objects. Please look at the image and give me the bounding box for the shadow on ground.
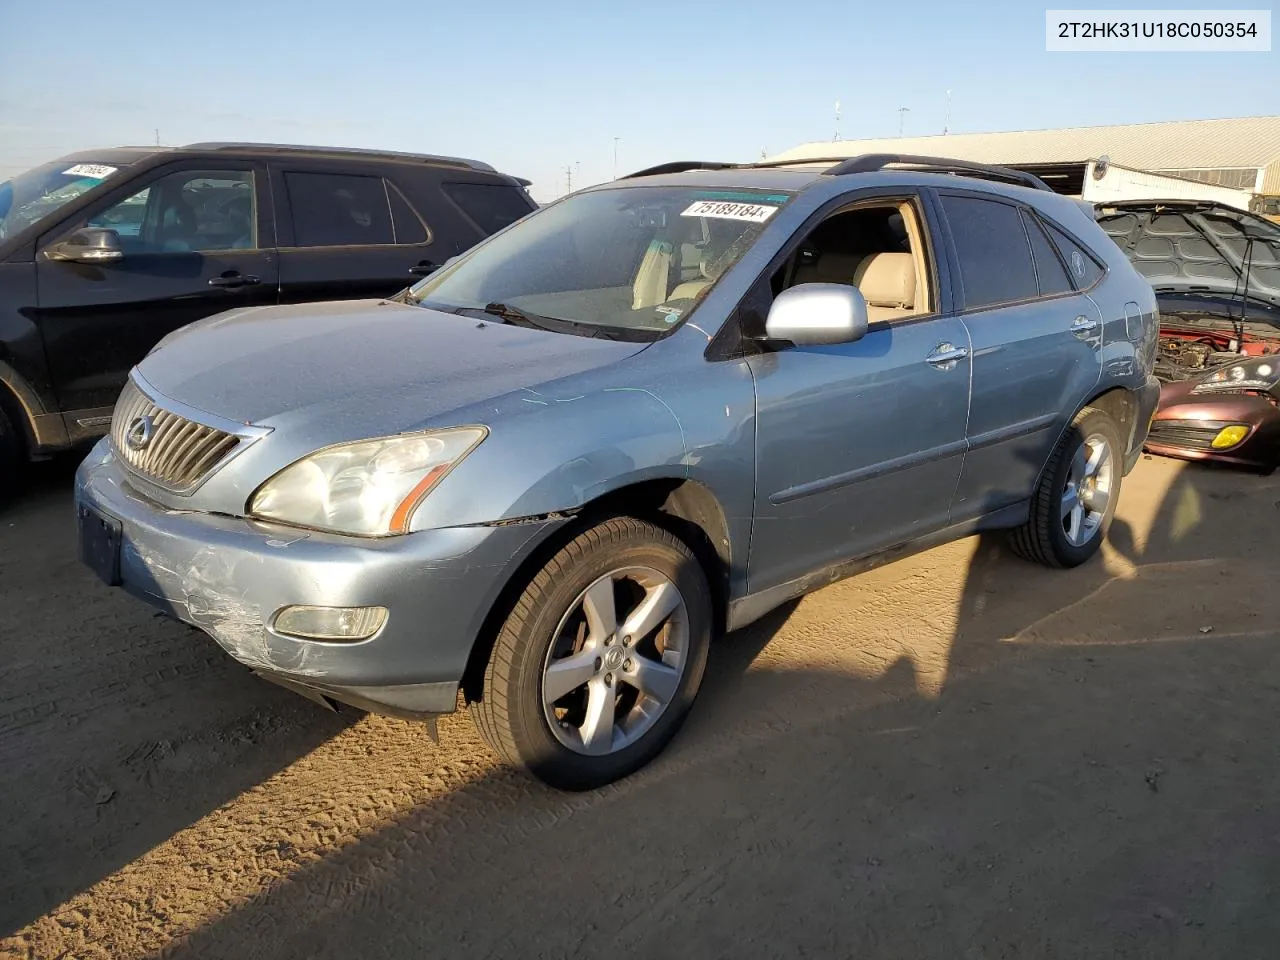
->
[5,456,1280,959]
[159,457,1280,959]
[0,457,356,933]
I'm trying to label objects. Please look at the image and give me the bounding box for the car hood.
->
[136,299,650,432]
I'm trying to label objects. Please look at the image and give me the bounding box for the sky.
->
[0,0,1275,201]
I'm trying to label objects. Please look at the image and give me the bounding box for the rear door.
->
[271,162,444,304]
[34,160,276,421]
[939,191,1103,521]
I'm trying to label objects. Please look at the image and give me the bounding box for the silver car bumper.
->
[74,442,565,716]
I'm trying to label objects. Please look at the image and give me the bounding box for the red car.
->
[1096,200,1280,470]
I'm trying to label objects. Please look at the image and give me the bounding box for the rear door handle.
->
[926,343,968,367]
[1070,315,1100,338]
[208,273,260,289]
[409,261,439,276]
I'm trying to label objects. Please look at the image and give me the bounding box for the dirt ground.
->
[1,452,1277,959]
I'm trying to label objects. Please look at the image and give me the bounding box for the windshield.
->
[0,160,125,241]
[408,185,792,338]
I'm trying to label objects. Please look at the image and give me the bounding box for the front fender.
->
[409,386,686,531]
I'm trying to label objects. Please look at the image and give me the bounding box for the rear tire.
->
[1009,406,1122,568]
[472,516,711,791]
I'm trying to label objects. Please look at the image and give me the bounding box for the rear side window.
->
[1021,210,1073,297]
[1043,220,1104,289]
[441,181,533,235]
[285,172,394,247]
[941,195,1038,309]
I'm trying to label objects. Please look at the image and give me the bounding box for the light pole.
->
[613,137,620,179]
[897,107,910,137]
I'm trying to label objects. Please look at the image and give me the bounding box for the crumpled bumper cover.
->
[75,444,566,716]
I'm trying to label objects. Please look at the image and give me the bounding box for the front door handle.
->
[926,343,968,368]
[1070,315,1100,338]
[209,272,260,289]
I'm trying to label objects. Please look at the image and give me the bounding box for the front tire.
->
[0,405,22,497]
[1009,406,1123,568]
[472,516,711,791]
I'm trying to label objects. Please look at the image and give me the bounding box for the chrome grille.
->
[110,379,241,491]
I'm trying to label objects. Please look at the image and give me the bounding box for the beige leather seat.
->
[669,250,721,301]
[853,252,916,321]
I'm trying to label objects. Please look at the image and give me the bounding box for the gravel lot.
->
[2,452,1278,959]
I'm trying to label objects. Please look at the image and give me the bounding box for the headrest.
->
[853,252,916,308]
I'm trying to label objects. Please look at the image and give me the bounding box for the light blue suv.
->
[76,154,1160,789]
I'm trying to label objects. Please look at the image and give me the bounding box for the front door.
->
[34,162,277,420]
[937,193,1103,519]
[745,195,972,594]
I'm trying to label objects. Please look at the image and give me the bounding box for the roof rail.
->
[182,142,498,173]
[747,156,868,169]
[822,154,1053,191]
[621,161,739,179]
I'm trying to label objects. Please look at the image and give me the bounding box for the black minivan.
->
[0,142,535,477]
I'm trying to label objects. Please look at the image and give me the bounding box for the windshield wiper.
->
[479,302,560,331]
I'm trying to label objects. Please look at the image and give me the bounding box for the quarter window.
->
[285,172,394,247]
[1043,220,1104,289]
[1021,210,1074,297]
[88,170,256,253]
[441,181,534,235]
[941,195,1038,309]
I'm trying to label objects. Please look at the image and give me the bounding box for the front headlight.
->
[248,427,486,536]
[1192,358,1280,394]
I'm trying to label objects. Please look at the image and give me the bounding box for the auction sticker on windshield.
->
[62,164,118,180]
[681,199,779,223]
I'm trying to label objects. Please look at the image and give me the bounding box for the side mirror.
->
[44,227,124,264]
[764,283,869,346]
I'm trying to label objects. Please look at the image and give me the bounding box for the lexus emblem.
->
[125,415,155,452]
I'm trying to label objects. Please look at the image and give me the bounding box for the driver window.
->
[88,170,257,254]
[772,201,933,324]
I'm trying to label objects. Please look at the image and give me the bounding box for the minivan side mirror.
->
[764,283,869,346]
[44,227,124,264]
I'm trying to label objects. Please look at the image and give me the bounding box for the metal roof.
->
[770,116,1280,190]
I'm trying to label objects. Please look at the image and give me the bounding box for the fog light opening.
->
[1210,424,1250,449]
[272,605,388,642]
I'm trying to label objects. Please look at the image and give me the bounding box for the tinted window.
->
[387,183,428,244]
[88,170,255,253]
[1044,221,1104,289]
[285,172,393,247]
[441,181,533,235]
[1022,210,1073,296]
[941,195,1037,309]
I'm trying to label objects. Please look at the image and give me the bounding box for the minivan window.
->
[286,172,394,247]
[1044,220,1104,289]
[409,186,792,339]
[87,169,256,253]
[1021,210,1074,297]
[941,195,1038,309]
[441,181,534,234]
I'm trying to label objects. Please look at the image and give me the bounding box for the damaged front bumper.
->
[75,442,565,718]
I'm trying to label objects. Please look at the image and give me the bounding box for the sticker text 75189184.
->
[680,200,779,223]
